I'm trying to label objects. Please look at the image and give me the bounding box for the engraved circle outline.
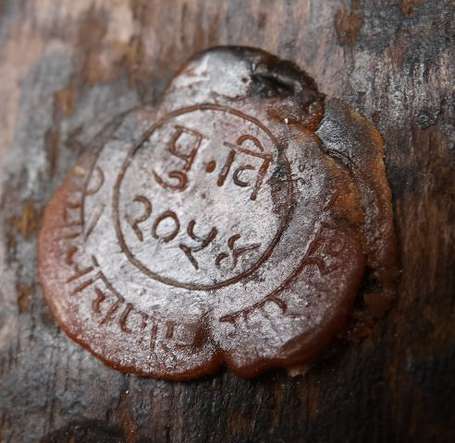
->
[113,103,293,291]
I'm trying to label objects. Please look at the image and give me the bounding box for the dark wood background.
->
[0,1,454,442]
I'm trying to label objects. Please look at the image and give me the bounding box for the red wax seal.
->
[38,47,396,379]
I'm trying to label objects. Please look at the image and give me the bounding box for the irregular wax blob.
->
[316,99,398,297]
[38,47,396,380]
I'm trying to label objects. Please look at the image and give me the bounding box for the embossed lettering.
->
[179,220,218,270]
[84,203,105,240]
[126,195,153,242]
[219,135,272,200]
[153,125,206,192]
[119,303,148,333]
[85,166,105,196]
[152,210,180,242]
[216,234,261,270]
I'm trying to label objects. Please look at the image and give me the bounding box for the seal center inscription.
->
[113,105,292,290]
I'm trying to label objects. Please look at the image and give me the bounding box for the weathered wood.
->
[0,1,454,442]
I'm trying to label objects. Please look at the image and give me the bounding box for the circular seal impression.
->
[38,47,396,379]
[114,104,291,290]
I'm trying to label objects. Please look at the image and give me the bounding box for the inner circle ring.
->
[112,103,294,291]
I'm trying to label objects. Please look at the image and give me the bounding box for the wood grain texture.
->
[0,1,453,442]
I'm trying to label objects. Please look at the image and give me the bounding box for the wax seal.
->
[38,47,397,379]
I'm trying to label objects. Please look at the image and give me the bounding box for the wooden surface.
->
[0,1,454,442]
